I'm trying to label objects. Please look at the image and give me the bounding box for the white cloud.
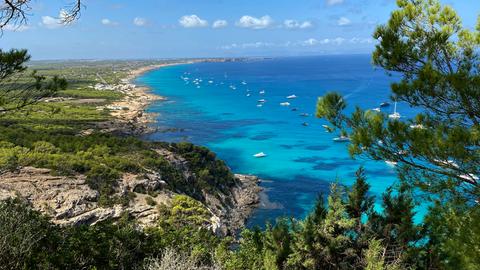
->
[221,36,374,50]
[179,15,208,28]
[133,17,147,26]
[236,15,273,29]
[284,20,313,29]
[326,0,344,6]
[101,18,118,26]
[41,16,63,29]
[221,41,275,50]
[337,17,351,26]
[3,24,30,32]
[212,19,228,29]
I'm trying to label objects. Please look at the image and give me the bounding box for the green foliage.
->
[315,1,479,266]
[424,201,480,269]
[315,92,346,129]
[160,142,238,202]
[145,196,157,206]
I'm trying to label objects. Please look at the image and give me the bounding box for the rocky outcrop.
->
[0,167,173,227]
[206,174,262,235]
[0,149,261,235]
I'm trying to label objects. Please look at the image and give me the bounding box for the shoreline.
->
[118,62,263,234]
[96,62,191,135]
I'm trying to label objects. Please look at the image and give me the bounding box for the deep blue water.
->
[138,55,423,226]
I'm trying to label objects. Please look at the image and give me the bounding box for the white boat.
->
[286,95,297,99]
[372,108,381,112]
[230,85,236,90]
[385,160,398,167]
[410,124,425,129]
[459,174,479,183]
[258,99,266,103]
[388,102,401,119]
[256,104,263,107]
[333,136,350,142]
[253,152,267,158]
[208,80,214,84]
[280,102,290,106]
[246,93,251,97]
[434,159,459,168]
[259,90,265,95]
[242,81,247,85]
[300,113,309,117]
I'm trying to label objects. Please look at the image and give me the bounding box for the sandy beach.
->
[98,62,190,135]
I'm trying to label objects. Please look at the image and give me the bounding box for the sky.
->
[1,0,480,60]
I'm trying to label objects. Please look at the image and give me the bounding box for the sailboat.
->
[388,101,401,119]
[253,152,267,158]
[333,130,350,142]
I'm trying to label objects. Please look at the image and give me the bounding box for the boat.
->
[259,90,265,95]
[299,113,309,117]
[380,102,390,107]
[253,152,267,158]
[258,99,266,103]
[459,173,479,183]
[302,122,309,126]
[372,108,381,112]
[291,108,298,111]
[385,160,398,167]
[333,135,350,142]
[242,81,247,85]
[208,80,214,84]
[434,159,459,168]
[410,124,425,129]
[230,85,236,90]
[280,102,290,106]
[388,102,401,119]
[286,94,297,99]
[256,104,263,107]
[246,93,251,97]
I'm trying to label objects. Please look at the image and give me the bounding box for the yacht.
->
[380,102,390,107]
[253,152,267,158]
[410,124,425,129]
[388,102,401,119]
[459,173,479,183]
[259,90,265,95]
[372,108,381,112]
[258,99,266,103]
[280,102,290,106]
[385,160,398,167]
[286,94,297,99]
[333,135,350,142]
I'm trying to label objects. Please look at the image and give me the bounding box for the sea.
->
[137,55,425,227]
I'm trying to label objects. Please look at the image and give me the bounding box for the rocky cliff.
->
[0,147,261,235]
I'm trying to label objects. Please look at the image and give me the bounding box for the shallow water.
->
[138,55,424,226]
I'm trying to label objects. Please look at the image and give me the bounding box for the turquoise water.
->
[138,55,421,226]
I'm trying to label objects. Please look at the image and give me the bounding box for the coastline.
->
[97,62,188,135]
[118,62,262,234]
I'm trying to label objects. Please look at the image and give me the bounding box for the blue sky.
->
[2,0,480,60]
